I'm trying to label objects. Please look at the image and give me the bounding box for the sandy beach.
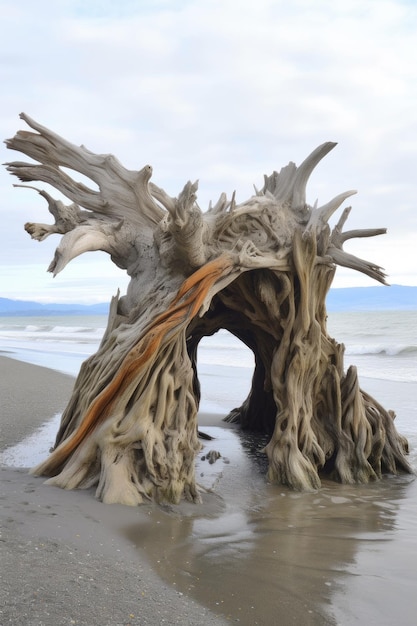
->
[1,353,417,625]
[0,356,75,449]
[0,356,228,626]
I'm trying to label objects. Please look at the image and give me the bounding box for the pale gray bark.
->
[5,113,412,504]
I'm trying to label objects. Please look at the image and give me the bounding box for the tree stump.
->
[5,113,412,505]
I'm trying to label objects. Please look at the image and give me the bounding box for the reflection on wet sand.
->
[123,425,417,625]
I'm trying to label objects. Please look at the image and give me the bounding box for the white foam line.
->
[0,413,62,468]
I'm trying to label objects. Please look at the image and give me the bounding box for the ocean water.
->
[0,309,415,380]
[326,310,417,384]
[0,308,416,431]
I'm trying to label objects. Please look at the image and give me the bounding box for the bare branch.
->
[306,190,357,232]
[291,142,337,212]
[5,113,165,228]
[327,245,388,284]
[47,220,128,276]
[335,227,387,243]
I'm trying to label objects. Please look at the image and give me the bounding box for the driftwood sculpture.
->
[5,113,412,505]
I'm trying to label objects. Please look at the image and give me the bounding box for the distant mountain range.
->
[0,298,109,316]
[0,285,416,316]
[325,284,417,311]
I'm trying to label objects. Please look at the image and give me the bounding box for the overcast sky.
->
[1,0,416,303]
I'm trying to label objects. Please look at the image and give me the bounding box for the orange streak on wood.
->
[42,255,234,474]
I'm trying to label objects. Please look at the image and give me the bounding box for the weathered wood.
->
[5,113,412,504]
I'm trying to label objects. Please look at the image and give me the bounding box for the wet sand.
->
[0,356,228,626]
[0,355,75,449]
[1,355,417,625]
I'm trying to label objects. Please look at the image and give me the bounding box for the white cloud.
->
[2,257,129,304]
[1,0,416,302]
